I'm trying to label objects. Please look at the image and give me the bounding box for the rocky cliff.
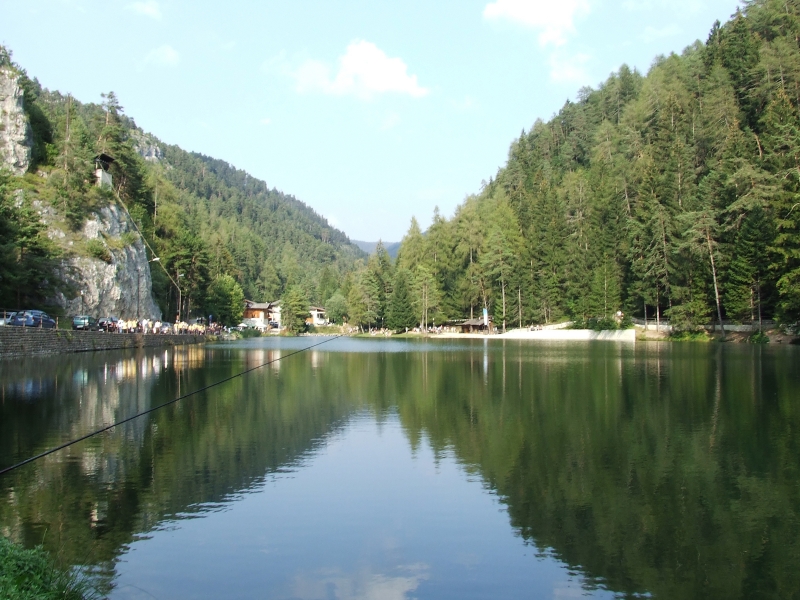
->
[46,203,163,320]
[1,63,161,320]
[0,66,31,175]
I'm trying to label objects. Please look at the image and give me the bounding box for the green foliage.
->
[325,291,348,325]
[207,274,245,326]
[392,1,800,330]
[387,268,416,331]
[569,317,620,331]
[0,174,60,308]
[749,330,770,344]
[85,238,111,263]
[669,330,712,341]
[238,327,262,338]
[283,286,309,334]
[0,47,365,321]
[0,537,98,600]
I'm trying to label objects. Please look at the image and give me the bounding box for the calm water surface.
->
[1,337,798,599]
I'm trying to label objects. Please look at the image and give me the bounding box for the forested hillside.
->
[0,45,364,321]
[353,0,800,332]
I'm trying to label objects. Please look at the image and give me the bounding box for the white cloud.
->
[128,0,161,19]
[143,45,180,67]
[291,565,428,600]
[293,40,428,100]
[483,0,590,46]
[260,117,272,126]
[640,24,682,42]
[548,51,591,83]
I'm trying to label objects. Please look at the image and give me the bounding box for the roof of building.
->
[244,300,275,310]
[462,318,491,326]
[94,153,115,168]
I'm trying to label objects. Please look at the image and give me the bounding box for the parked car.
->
[8,310,57,329]
[72,315,101,331]
[0,311,17,326]
[159,322,173,334]
[98,316,119,332]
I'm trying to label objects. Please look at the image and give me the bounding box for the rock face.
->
[131,130,164,163]
[0,67,32,175]
[51,204,162,320]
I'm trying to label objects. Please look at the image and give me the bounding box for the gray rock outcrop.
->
[131,130,164,163]
[0,67,32,175]
[51,204,162,320]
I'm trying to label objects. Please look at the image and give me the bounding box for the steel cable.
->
[0,335,344,477]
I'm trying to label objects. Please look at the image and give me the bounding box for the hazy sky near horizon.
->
[2,0,742,241]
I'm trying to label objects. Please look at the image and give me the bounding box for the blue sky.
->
[2,0,742,242]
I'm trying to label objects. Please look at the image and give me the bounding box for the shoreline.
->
[0,327,207,359]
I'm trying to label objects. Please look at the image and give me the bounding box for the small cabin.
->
[460,317,493,334]
[94,153,115,188]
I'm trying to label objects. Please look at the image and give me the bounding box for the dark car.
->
[72,315,101,331]
[8,310,57,329]
[98,316,119,332]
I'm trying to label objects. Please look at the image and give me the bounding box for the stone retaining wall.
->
[0,327,205,359]
[500,328,637,342]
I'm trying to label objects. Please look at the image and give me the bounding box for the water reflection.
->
[290,565,429,600]
[0,339,798,599]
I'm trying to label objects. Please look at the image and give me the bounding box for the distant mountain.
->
[352,241,401,259]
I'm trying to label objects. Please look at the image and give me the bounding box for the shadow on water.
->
[1,338,798,598]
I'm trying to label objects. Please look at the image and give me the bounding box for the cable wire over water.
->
[0,335,344,477]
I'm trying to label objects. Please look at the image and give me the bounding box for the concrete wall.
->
[500,328,636,342]
[0,327,205,359]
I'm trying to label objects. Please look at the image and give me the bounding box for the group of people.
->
[113,319,209,335]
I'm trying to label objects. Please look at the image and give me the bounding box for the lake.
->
[1,337,798,599]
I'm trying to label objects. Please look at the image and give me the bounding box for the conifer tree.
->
[387,269,416,331]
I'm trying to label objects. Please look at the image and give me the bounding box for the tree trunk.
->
[757,279,763,332]
[656,288,660,333]
[705,228,725,339]
[501,279,506,333]
[644,298,648,331]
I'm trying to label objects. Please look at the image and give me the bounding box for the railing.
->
[631,317,776,333]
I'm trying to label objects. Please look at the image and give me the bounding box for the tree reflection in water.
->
[0,339,798,598]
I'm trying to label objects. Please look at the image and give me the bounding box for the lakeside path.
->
[435,328,636,342]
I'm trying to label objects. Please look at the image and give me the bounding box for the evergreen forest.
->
[357,0,800,332]
[4,0,800,332]
[0,45,364,322]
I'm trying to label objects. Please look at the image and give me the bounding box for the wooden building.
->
[460,317,493,334]
[243,300,281,330]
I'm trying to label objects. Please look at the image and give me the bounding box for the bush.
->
[0,537,99,600]
[570,317,620,331]
[669,330,711,342]
[239,327,262,338]
[749,331,770,344]
[85,238,111,263]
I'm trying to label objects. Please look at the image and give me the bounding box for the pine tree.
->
[283,286,309,333]
[387,269,416,331]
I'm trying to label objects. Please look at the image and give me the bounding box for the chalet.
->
[460,317,493,334]
[243,300,281,330]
